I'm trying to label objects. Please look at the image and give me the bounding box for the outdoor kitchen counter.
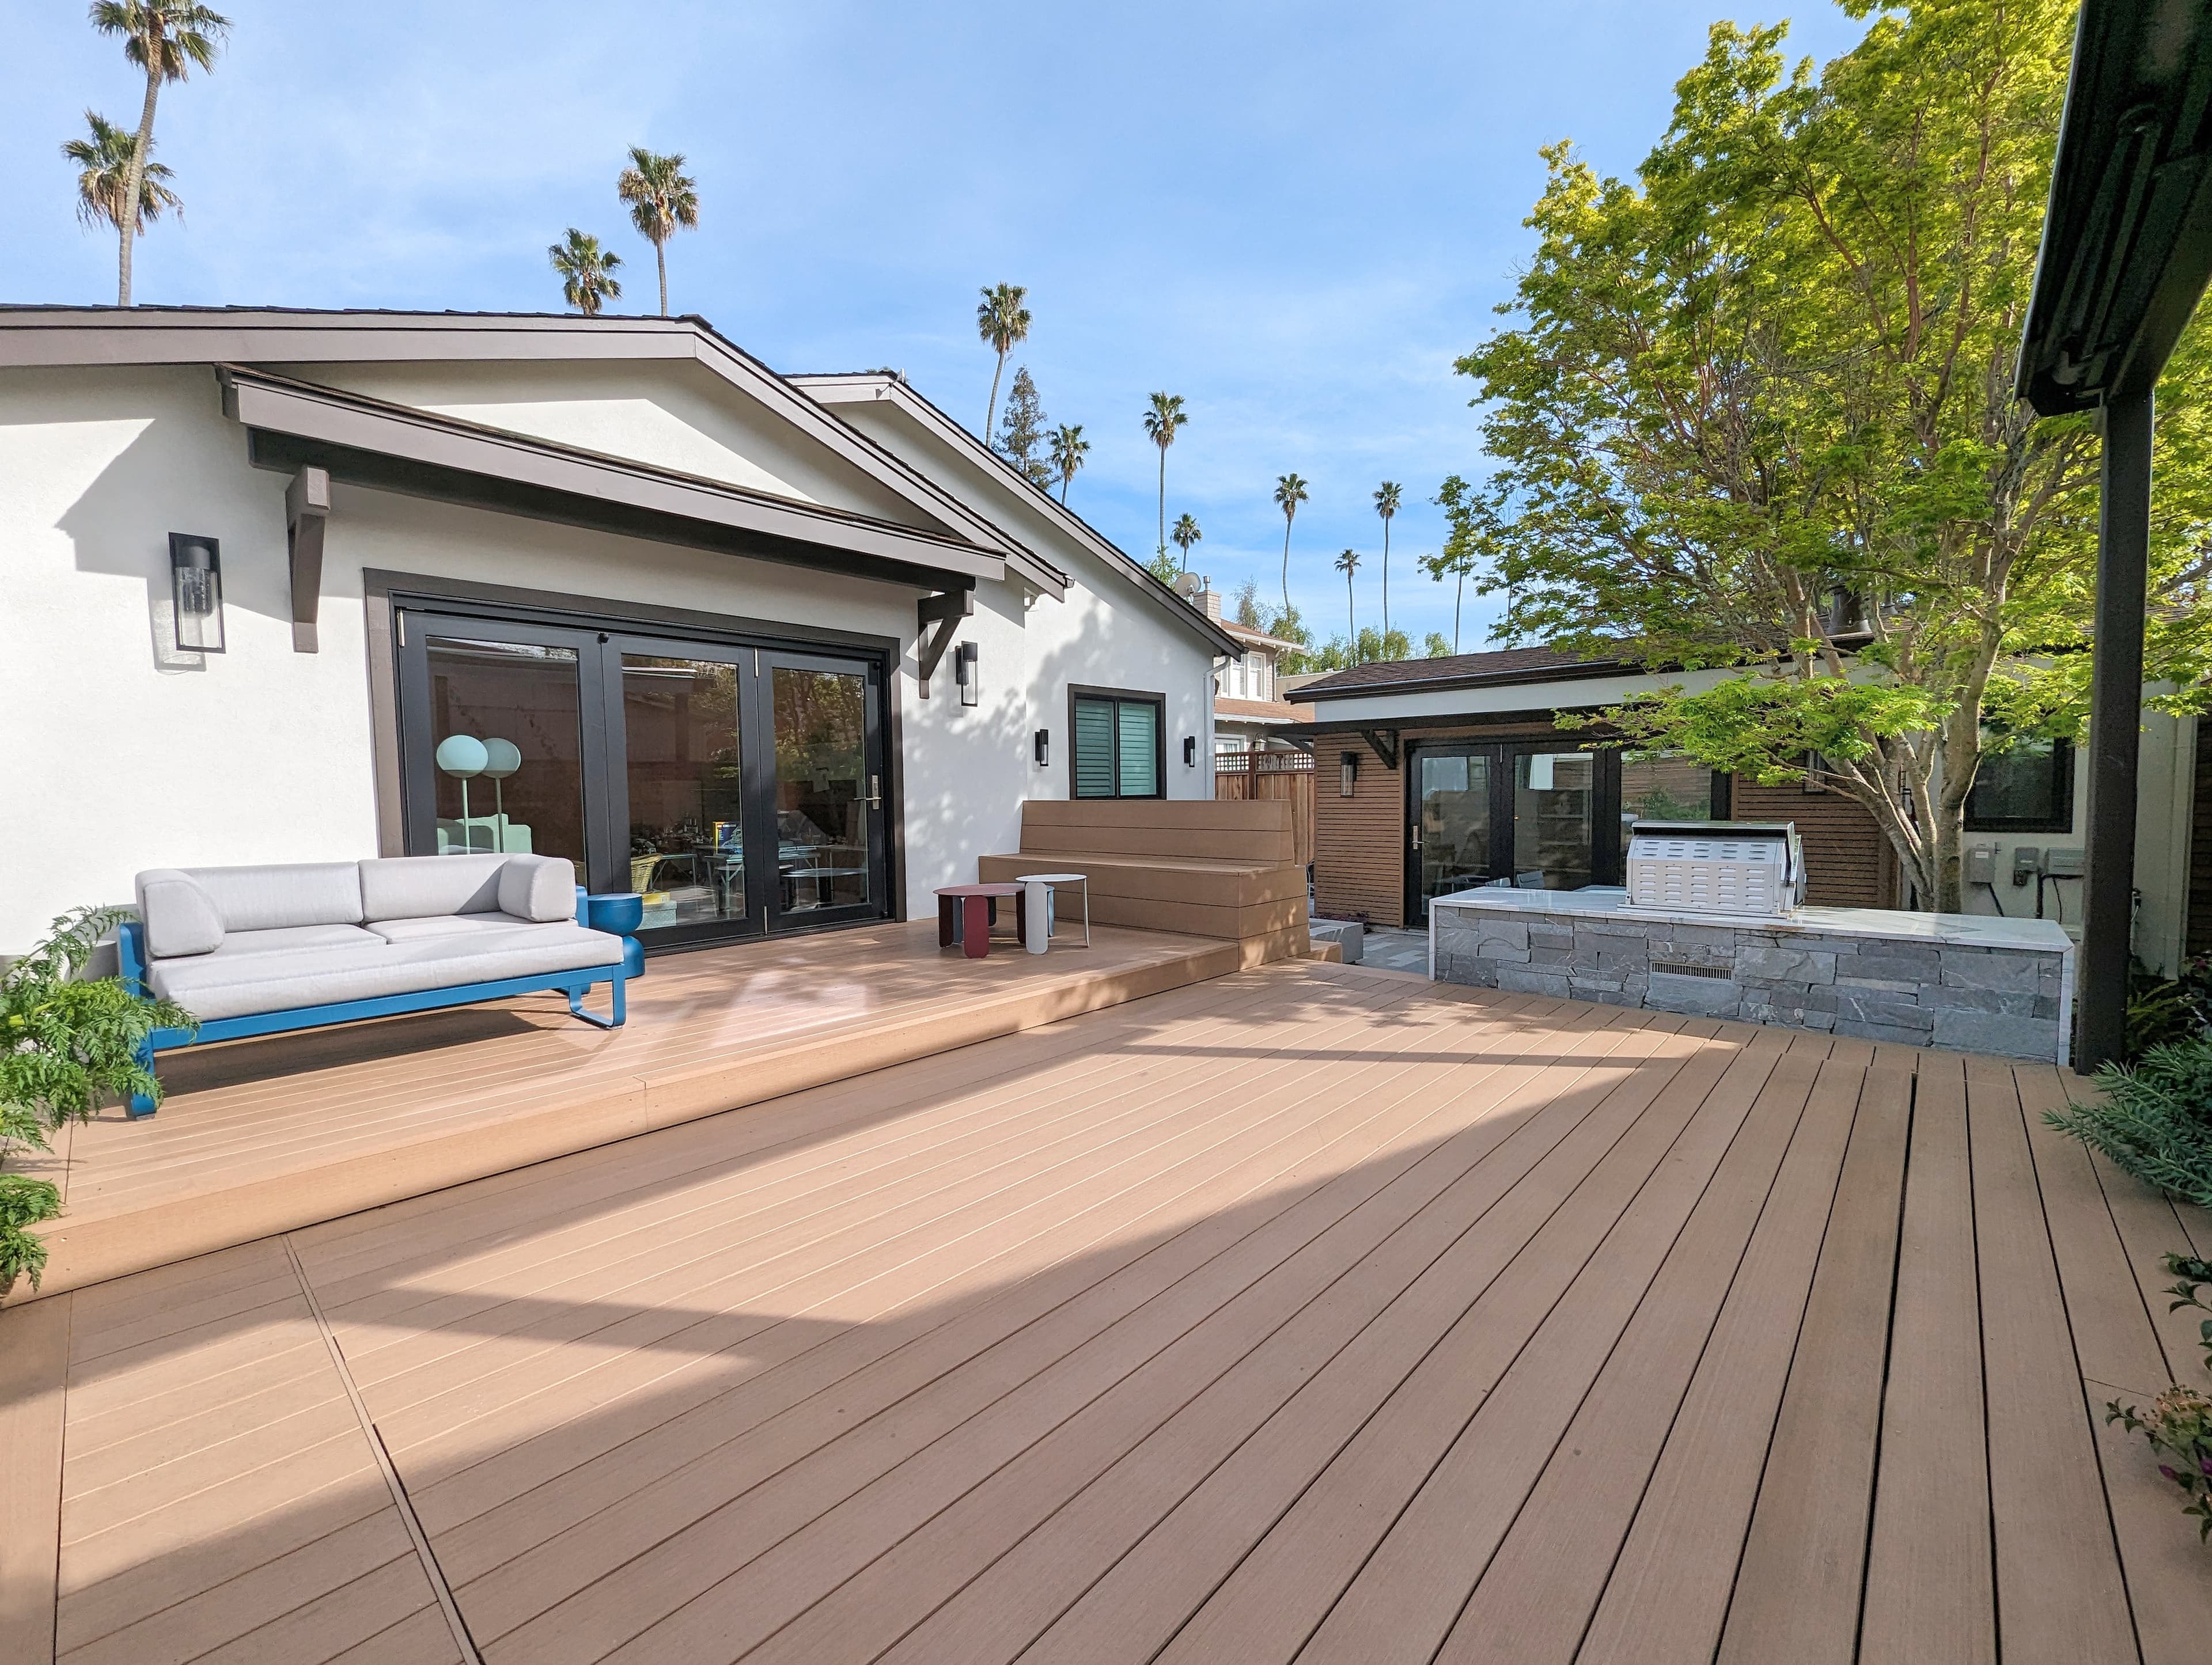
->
[1429,885,2075,1064]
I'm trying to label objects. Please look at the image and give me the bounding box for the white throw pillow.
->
[135,870,225,958]
[498,855,578,923]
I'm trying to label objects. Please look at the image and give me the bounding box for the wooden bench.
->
[978,799,1310,965]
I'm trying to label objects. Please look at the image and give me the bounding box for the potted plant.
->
[1,905,194,1296]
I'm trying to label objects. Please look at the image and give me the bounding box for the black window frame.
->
[1067,684,1167,801]
[1965,733,2075,833]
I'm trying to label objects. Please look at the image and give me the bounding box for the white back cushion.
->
[360,854,507,922]
[497,855,578,923]
[180,862,365,933]
[135,869,225,958]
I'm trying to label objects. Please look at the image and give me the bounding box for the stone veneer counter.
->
[1429,886,2074,1064]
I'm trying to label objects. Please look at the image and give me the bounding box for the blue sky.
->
[3,1,1869,652]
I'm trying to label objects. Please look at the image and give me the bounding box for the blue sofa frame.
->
[116,889,646,1118]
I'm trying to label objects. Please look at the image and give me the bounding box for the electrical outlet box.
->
[1965,844,1998,885]
[2043,847,2085,878]
[2012,847,2040,886]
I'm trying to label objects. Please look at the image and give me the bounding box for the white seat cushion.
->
[368,912,548,945]
[149,924,626,1022]
[183,862,366,930]
[205,924,388,958]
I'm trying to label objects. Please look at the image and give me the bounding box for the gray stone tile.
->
[1832,1018,1937,1047]
[1839,946,1941,981]
[1939,950,2043,994]
[1930,1009,2059,1061]
[1495,963,1574,998]
[1923,986,2040,1017]
[1646,972,1745,1018]
[1736,945,1836,985]
[1811,988,1934,1030]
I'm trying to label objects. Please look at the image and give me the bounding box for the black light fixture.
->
[1034,727,1050,768]
[1183,735,1198,767]
[955,640,980,707]
[168,532,225,654]
[1340,749,1359,797]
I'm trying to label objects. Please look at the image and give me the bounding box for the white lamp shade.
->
[480,738,522,779]
[435,734,490,778]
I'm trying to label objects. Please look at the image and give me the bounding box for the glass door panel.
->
[770,663,875,919]
[1513,750,1596,889]
[422,635,589,887]
[620,655,747,931]
[1417,751,1493,914]
[1618,754,1717,870]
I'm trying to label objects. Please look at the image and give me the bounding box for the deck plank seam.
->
[279,1234,483,1665]
[1849,1059,1917,1665]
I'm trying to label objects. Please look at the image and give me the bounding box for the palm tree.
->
[1048,423,1089,505]
[616,147,698,317]
[1373,481,1402,636]
[63,110,180,242]
[976,284,1031,439]
[1272,473,1309,619]
[1171,513,1203,574]
[1335,549,1361,654]
[548,229,623,316]
[1142,393,1188,559]
[89,1,230,308]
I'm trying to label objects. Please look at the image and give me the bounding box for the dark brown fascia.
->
[0,305,1050,585]
[793,371,1246,661]
[219,366,1006,586]
[1296,657,1635,704]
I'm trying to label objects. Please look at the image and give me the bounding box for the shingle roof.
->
[1294,646,1622,700]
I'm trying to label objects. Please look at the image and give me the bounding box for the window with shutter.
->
[1070,689,1164,798]
[1073,697,1119,798]
[1117,701,1160,796]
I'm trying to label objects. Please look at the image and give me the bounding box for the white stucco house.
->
[0,305,1241,956]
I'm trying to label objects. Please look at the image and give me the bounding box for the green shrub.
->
[1,905,194,1292]
[2043,1039,2212,1208]
[2108,1254,2212,1542]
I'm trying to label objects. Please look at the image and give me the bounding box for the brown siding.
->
[1731,777,1897,909]
[2188,721,2212,957]
[1313,737,1404,926]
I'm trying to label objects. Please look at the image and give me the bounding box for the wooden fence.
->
[1215,750,1315,868]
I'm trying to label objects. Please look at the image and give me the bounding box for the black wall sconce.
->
[1340,750,1359,797]
[169,533,226,654]
[1183,735,1198,767]
[1034,727,1050,768]
[955,640,980,707]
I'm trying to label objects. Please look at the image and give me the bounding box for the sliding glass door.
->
[396,609,891,947]
[1407,740,1618,922]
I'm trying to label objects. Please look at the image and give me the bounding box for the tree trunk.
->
[656,240,668,316]
[119,70,161,306]
[1381,521,1391,639]
[986,355,1005,444]
[1281,524,1293,619]
[1453,571,1463,652]
[1157,449,1166,557]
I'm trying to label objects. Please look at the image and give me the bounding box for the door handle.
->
[865,773,882,808]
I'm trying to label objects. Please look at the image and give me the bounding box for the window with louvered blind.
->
[1070,689,1165,799]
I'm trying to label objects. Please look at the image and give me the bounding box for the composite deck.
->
[14,920,1237,1299]
[3,961,2209,1663]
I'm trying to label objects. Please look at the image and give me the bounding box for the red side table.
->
[935,883,1027,959]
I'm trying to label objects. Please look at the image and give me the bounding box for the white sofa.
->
[119,854,640,1116]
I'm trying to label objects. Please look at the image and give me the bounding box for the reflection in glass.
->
[1513,751,1595,889]
[773,667,870,913]
[1418,752,1492,913]
[622,656,745,929]
[1619,754,1717,865]
[426,637,586,883]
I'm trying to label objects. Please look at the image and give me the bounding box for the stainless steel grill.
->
[1624,820,1807,917]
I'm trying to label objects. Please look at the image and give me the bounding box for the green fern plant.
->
[2043,1039,2212,1209]
[1,905,195,1292]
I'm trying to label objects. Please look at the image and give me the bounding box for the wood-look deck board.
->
[16,959,2183,1665]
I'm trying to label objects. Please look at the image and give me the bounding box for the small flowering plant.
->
[2107,1252,2212,1541]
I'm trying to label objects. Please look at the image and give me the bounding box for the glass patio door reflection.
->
[1415,751,1494,919]
[767,655,882,926]
[1407,740,1616,921]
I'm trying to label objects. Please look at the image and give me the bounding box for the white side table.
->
[1014,873,1090,951]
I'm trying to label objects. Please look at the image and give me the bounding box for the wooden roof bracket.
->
[916,586,974,698]
[1359,727,1400,771]
[286,465,331,653]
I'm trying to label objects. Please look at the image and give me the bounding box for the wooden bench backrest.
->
[1019,798,1297,865]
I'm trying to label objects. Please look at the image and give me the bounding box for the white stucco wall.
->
[0,359,1222,951]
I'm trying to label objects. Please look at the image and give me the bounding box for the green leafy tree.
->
[1143,392,1189,561]
[1145,545,1182,585]
[1171,512,1203,574]
[62,109,180,241]
[1048,423,1089,505]
[548,228,623,315]
[1448,1,2212,911]
[1273,472,1309,619]
[88,1,229,307]
[976,283,1031,439]
[1428,475,1484,651]
[1,906,192,1291]
[1425,631,1453,658]
[1334,548,1361,651]
[994,366,1054,488]
[1373,481,1402,635]
[616,147,699,317]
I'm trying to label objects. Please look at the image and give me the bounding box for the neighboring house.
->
[1290,648,2203,974]
[1169,579,1311,754]
[0,306,1240,954]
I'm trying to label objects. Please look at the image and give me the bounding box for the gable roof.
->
[1294,646,1624,701]
[0,304,1064,593]
[790,371,1244,660]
